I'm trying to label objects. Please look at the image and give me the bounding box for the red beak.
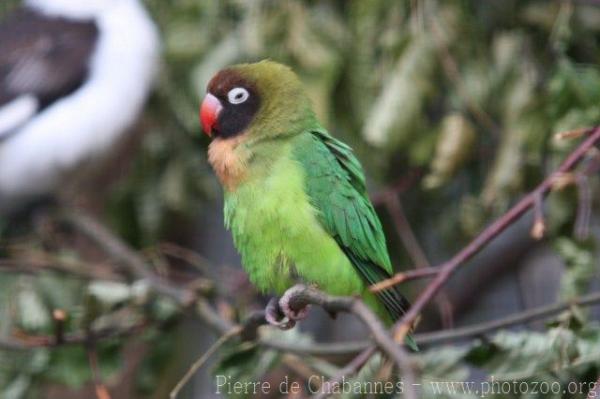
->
[200,93,223,137]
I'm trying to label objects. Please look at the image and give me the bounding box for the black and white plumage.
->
[0,0,160,214]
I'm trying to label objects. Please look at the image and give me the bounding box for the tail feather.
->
[341,249,418,351]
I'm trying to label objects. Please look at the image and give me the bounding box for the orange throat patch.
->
[208,137,247,191]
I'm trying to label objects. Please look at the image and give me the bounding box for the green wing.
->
[294,128,411,322]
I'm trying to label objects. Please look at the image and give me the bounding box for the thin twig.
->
[189,285,418,398]
[313,346,377,399]
[169,327,242,399]
[52,309,66,345]
[281,353,322,387]
[7,289,600,355]
[157,242,211,272]
[530,192,546,240]
[87,345,112,399]
[0,256,122,281]
[392,126,600,342]
[381,193,454,328]
[370,169,422,206]
[555,126,592,141]
[430,11,498,134]
[575,174,592,239]
[369,267,440,292]
[262,289,600,354]
[383,193,430,268]
[416,290,600,345]
[259,338,370,357]
[61,210,195,306]
[277,285,418,399]
[0,320,148,350]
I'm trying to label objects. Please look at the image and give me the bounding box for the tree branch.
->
[392,126,600,341]
[60,210,195,306]
[169,327,242,399]
[0,320,148,350]
[313,346,377,399]
[258,289,600,356]
[87,344,113,399]
[369,267,440,292]
[179,285,419,399]
[0,257,123,281]
[416,290,600,345]
[381,193,454,328]
[6,139,600,399]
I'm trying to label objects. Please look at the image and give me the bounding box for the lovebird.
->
[200,60,416,350]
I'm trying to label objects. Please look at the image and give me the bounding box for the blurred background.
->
[1,0,600,398]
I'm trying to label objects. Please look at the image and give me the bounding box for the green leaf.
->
[17,286,50,332]
[553,237,596,300]
[87,281,132,305]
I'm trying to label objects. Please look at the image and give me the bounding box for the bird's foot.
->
[265,297,295,330]
[279,284,311,322]
[264,284,312,330]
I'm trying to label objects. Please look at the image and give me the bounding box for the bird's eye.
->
[227,87,249,104]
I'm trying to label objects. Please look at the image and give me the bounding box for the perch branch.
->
[260,285,418,399]
[180,285,419,399]
[261,289,600,355]
[271,286,413,360]
[7,288,600,356]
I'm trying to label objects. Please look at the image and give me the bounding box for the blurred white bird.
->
[0,0,160,215]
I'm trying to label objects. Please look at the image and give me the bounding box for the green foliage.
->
[214,343,279,398]
[554,238,597,300]
[1,0,600,397]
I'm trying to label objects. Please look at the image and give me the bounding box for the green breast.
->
[223,143,364,296]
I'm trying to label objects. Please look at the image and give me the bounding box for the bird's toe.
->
[265,297,296,329]
[279,285,311,322]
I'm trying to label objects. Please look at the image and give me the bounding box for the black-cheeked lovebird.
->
[200,60,416,350]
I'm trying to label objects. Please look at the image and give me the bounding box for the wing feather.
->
[294,129,411,321]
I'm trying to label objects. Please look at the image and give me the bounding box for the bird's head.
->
[200,60,316,141]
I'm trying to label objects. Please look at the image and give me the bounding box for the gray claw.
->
[279,284,311,322]
[265,297,295,329]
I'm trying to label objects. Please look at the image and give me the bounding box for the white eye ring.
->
[227,87,249,104]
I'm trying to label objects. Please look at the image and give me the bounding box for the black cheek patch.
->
[216,95,260,139]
